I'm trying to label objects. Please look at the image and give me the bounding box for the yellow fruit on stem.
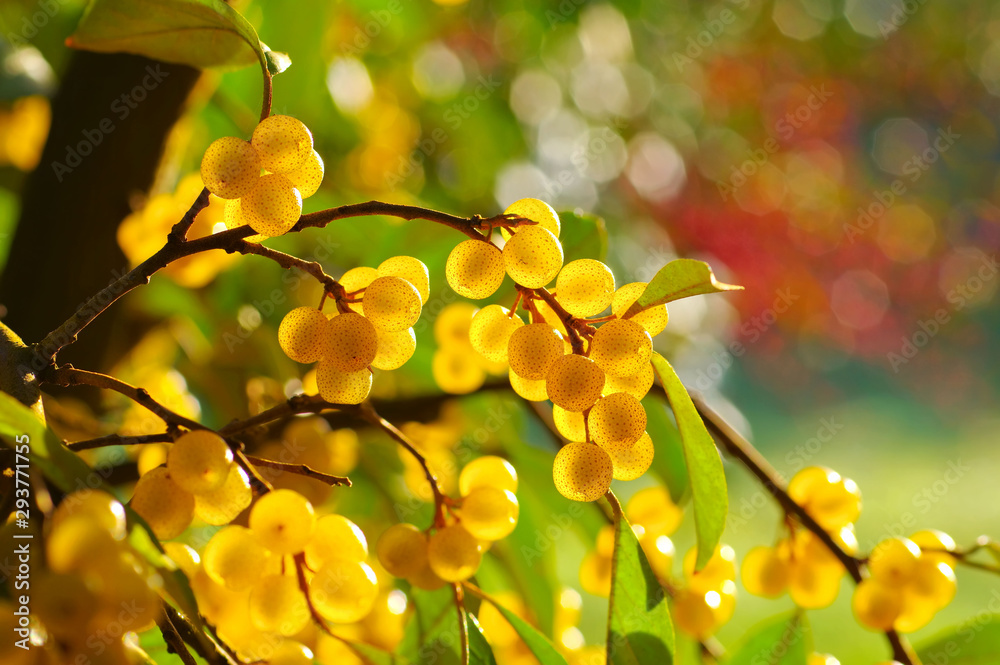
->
[240,173,302,237]
[167,429,234,494]
[546,354,605,412]
[555,259,615,317]
[612,282,668,336]
[552,442,613,502]
[590,319,653,378]
[853,578,902,631]
[131,467,194,540]
[377,523,429,578]
[470,304,524,363]
[502,226,563,288]
[324,312,379,372]
[200,136,261,199]
[501,198,560,240]
[251,114,314,173]
[378,255,430,304]
[446,239,506,299]
[508,323,564,380]
[428,524,482,581]
[363,276,423,332]
[249,488,316,554]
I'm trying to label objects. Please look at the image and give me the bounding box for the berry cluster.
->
[278,256,426,404]
[131,430,250,539]
[26,491,160,664]
[377,456,519,585]
[193,490,377,660]
[437,198,668,502]
[742,466,861,608]
[853,530,957,632]
[200,115,323,238]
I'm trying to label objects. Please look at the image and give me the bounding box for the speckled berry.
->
[324,312,378,372]
[502,226,563,288]
[470,304,524,363]
[613,282,668,336]
[590,319,653,377]
[501,198,560,240]
[251,115,313,173]
[378,256,430,304]
[553,442,613,502]
[546,354,605,412]
[363,276,422,332]
[279,307,329,363]
[507,323,564,380]
[200,137,261,199]
[241,173,302,237]
[446,239,505,299]
[556,259,615,317]
[316,362,372,404]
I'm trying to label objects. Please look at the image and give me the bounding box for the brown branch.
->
[524,287,589,355]
[453,583,469,665]
[66,432,173,451]
[244,455,351,487]
[157,604,199,665]
[44,365,204,432]
[293,551,336,637]
[259,69,272,123]
[689,393,917,665]
[168,187,211,243]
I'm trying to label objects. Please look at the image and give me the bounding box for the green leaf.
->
[464,585,569,665]
[67,0,267,72]
[558,211,608,263]
[349,641,412,665]
[624,259,742,318]
[650,353,728,570]
[467,613,499,665]
[641,396,689,504]
[725,612,809,665]
[0,392,92,493]
[916,616,1000,664]
[606,494,674,665]
[399,587,461,665]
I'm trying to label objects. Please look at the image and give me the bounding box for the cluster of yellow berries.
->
[131,429,251,539]
[853,530,957,633]
[277,256,427,404]
[200,114,323,238]
[376,456,519,585]
[8,490,160,665]
[742,466,861,608]
[191,489,377,661]
[435,198,669,503]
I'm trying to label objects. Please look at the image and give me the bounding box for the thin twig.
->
[45,365,204,432]
[525,287,589,354]
[167,187,211,243]
[66,432,173,451]
[453,583,469,665]
[244,455,351,486]
[157,605,199,665]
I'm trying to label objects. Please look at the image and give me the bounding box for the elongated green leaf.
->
[624,259,742,318]
[558,211,608,263]
[917,617,1000,664]
[650,354,727,570]
[0,392,92,492]
[67,0,267,72]
[641,396,689,504]
[467,613,499,665]
[606,494,674,665]
[726,613,809,665]
[464,585,568,665]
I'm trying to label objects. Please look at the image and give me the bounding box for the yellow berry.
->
[853,578,902,631]
[131,467,194,540]
[553,404,587,441]
[204,525,271,590]
[339,266,378,315]
[672,587,722,639]
[432,349,486,394]
[31,572,97,640]
[579,551,612,596]
[223,198,265,243]
[603,361,655,400]
[546,354,605,412]
[316,362,372,404]
[163,542,201,577]
[270,642,315,665]
[377,523,429,578]
[556,259,615,317]
[502,226,563,288]
[502,198,560,239]
[378,255,430,304]
[910,529,957,567]
[470,304,524,363]
[602,430,654,481]
[278,306,329,363]
[588,393,647,448]
[305,514,369,569]
[741,546,789,598]
[241,173,302,237]
[373,326,416,370]
[508,323,564,380]
[310,559,379,623]
[640,528,675,582]
[460,487,519,541]
[407,558,448,591]
[427,524,482,581]
[907,557,956,610]
[590,319,653,378]
[788,466,862,531]
[460,456,519,496]
[612,282,668,336]
[249,488,316,554]
[51,489,126,540]
[283,148,324,198]
[167,429,234,494]
[434,302,478,346]
[200,136,261,199]
[46,515,119,573]
[788,557,843,609]
[446,240,506,299]
[509,369,549,401]
[325,312,379,372]
[868,538,921,586]
[248,574,309,635]
[363,275,422,332]
[194,464,253,525]
[251,114,314,173]
[626,486,684,535]
[553,442,613,502]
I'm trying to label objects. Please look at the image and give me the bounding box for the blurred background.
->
[1,0,999,662]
